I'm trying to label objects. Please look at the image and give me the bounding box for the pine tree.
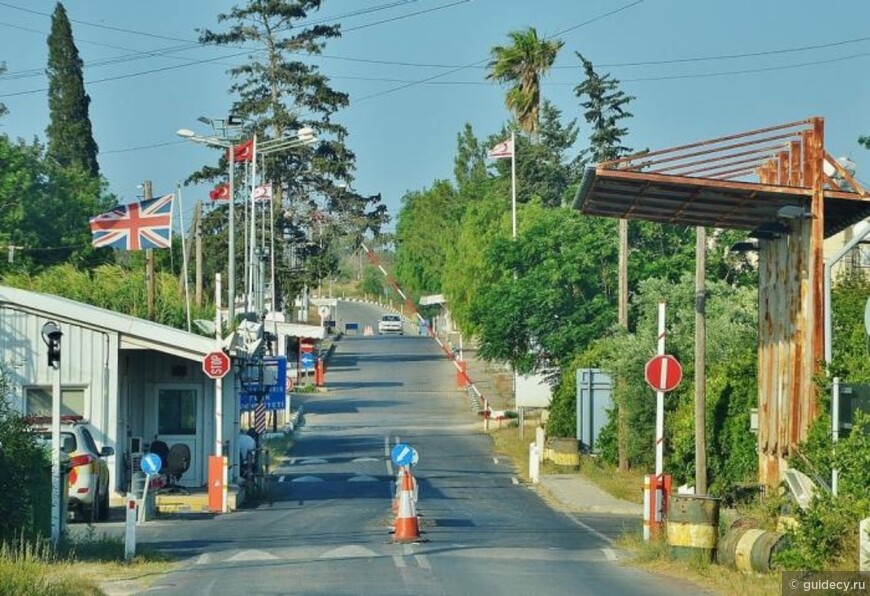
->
[574,53,634,162]
[45,2,99,177]
[199,0,387,300]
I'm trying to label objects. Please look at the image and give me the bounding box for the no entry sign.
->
[644,354,682,392]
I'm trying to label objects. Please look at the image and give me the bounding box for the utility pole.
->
[694,226,707,494]
[617,218,629,471]
[143,181,155,320]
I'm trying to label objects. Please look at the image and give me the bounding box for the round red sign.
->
[644,354,683,392]
[202,350,231,379]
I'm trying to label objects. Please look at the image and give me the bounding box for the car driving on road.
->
[378,314,404,335]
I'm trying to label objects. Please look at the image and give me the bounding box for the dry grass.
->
[615,532,781,596]
[490,427,536,479]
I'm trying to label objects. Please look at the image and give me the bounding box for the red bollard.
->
[315,359,325,386]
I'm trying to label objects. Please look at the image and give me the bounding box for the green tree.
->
[486,27,564,134]
[45,2,99,177]
[198,0,387,303]
[574,53,634,163]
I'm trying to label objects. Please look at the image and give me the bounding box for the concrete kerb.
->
[536,474,644,516]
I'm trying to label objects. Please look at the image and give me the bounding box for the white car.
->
[33,417,113,522]
[378,314,404,335]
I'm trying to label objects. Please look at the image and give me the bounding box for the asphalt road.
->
[132,301,701,595]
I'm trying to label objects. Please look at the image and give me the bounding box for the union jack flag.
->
[89,194,174,250]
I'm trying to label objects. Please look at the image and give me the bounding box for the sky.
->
[1,0,869,232]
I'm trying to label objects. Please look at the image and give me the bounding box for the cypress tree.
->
[45,2,99,177]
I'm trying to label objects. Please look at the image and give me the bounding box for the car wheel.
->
[89,495,100,524]
[98,488,110,521]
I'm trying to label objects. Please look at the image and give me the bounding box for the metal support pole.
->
[228,144,236,327]
[832,376,840,497]
[50,343,61,546]
[695,226,707,494]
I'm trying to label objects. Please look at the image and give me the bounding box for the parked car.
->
[31,416,113,522]
[378,314,404,335]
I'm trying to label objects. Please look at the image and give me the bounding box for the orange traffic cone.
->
[393,469,420,542]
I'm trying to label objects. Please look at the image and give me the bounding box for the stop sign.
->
[202,350,231,379]
[644,354,682,392]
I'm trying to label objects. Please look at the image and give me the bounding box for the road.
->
[136,301,701,595]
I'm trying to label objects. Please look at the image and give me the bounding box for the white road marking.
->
[348,475,379,482]
[299,458,328,464]
[511,477,519,485]
[565,514,615,546]
[384,436,390,457]
[352,457,379,463]
[414,554,431,570]
[195,553,210,565]
[392,554,406,568]
[320,545,379,559]
[493,457,499,464]
[226,550,278,562]
[602,548,618,562]
[278,475,285,483]
[291,475,324,483]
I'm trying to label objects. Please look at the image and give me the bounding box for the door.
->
[155,386,202,487]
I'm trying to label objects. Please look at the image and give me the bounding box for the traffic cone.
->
[393,469,420,542]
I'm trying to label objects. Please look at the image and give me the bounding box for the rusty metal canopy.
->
[573,167,870,238]
[571,119,870,238]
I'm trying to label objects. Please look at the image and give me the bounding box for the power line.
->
[101,140,187,155]
[353,0,645,103]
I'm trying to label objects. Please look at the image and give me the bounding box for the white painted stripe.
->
[291,475,323,483]
[392,554,406,568]
[386,460,393,476]
[415,554,431,570]
[602,548,618,561]
[348,475,379,482]
[565,514,615,546]
[195,553,210,565]
[384,436,390,457]
[278,475,285,483]
[403,544,414,556]
[493,457,499,464]
[352,457,379,463]
[378,265,388,275]
[227,550,278,562]
[511,476,519,485]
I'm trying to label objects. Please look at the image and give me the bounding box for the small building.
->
[0,285,240,499]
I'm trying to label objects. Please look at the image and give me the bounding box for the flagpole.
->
[249,134,258,314]
[511,129,517,240]
[178,184,192,332]
[243,161,250,313]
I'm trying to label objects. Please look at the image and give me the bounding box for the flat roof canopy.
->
[571,118,870,238]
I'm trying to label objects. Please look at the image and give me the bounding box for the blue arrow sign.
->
[300,352,316,371]
[140,453,162,475]
[391,443,414,467]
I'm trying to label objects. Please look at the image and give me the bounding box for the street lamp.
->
[177,125,239,327]
[40,321,63,546]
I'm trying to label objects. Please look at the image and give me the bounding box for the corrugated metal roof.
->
[0,285,214,361]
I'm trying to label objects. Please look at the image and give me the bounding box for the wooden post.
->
[618,218,629,471]
[143,181,155,320]
[695,225,707,494]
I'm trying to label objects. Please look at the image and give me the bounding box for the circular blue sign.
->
[300,352,316,370]
[391,443,414,467]
[140,452,162,475]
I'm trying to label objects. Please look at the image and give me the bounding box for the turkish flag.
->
[209,183,230,201]
[229,139,253,162]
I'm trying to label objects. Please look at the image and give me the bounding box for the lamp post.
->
[41,321,62,546]
[177,120,240,327]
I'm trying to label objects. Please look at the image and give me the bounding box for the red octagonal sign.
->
[644,354,682,392]
[203,350,231,379]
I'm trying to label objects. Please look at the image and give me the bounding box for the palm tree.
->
[486,28,564,135]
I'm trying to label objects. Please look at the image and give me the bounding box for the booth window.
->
[158,389,196,435]
[25,386,86,418]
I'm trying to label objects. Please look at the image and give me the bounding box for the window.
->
[80,427,100,454]
[158,389,196,435]
[25,387,85,417]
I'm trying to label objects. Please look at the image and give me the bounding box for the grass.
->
[0,529,174,596]
[615,532,781,596]
[490,427,536,479]
[263,432,295,469]
[577,456,645,504]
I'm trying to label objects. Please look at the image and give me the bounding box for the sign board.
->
[391,443,414,467]
[300,352,316,371]
[300,340,315,354]
[140,453,162,475]
[240,356,288,411]
[644,354,683,392]
[515,371,554,408]
[202,350,231,379]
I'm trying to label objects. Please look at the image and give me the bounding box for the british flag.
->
[89,194,174,250]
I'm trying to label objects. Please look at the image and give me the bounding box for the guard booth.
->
[572,117,870,487]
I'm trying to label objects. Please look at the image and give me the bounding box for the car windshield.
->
[382,315,400,321]
[36,431,77,454]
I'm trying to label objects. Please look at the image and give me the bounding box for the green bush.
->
[0,367,52,542]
